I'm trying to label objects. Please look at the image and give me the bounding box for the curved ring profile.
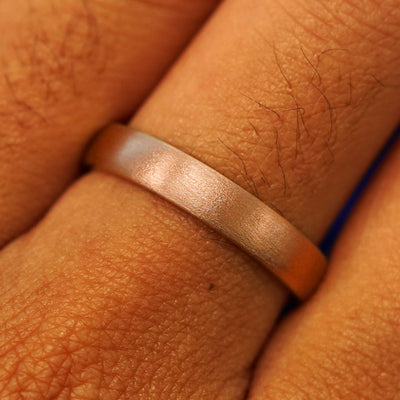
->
[86,123,327,300]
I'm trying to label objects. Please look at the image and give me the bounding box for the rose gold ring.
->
[86,123,327,300]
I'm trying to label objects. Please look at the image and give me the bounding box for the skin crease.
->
[0,0,221,247]
[0,0,399,399]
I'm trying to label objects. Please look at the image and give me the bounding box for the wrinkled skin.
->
[0,0,400,399]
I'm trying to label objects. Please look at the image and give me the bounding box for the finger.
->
[247,135,400,400]
[1,0,400,399]
[132,0,400,241]
[0,0,220,246]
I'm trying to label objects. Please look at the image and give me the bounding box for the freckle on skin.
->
[208,283,215,290]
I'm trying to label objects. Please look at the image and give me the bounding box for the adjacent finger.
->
[0,0,220,246]
[247,135,400,400]
[1,0,400,398]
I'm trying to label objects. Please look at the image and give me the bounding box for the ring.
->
[85,123,327,300]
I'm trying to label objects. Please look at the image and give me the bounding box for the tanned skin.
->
[0,0,399,399]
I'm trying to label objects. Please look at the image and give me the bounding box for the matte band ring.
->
[86,123,327,300]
